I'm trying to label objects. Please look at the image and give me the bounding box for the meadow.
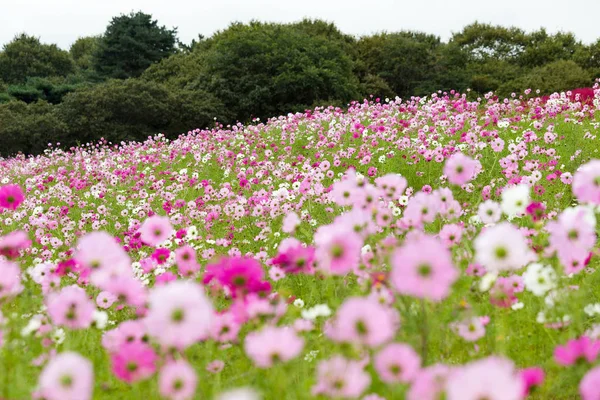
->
[1,87,600,399]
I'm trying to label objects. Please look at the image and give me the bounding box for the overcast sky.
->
[1,0,599,49]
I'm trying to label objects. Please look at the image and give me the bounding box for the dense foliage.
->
[1,14,600,155]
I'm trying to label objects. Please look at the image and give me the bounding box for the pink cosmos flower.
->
[0,184,25,210]
[572,159,600,204]
[408,364,451,400]
[311,356,371,398]
[96,291,117,309]
[75,231,131,288]
[554,336,600,366]
[206,360,225,373]
[0,230,31,259]
[111,342,157,383]
[390,235,458,301]
[210,312,241,343]
[446,356,523,400]
[47,285,96,329]
[328,296,397,347]
[38,352,93,400]
[102,320,147,353]
[580,366,600,400]
[314,223,362,275]
[159,359,198,400]
[547,208,596,274]
[444,153,479,185]
[282,211,301,233]
[439,223,463,247]
[104,275,147,308]
[375,173,407,200]
[145,280,214,349]
[139,215,174,246]
[454,316,486,341]
[244,326,304,368]
[175,245,200,277]
[0,259,23,299]
[402,192,440,227]
[374,342,421,383]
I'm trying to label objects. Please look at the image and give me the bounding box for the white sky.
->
[1,0,599,49]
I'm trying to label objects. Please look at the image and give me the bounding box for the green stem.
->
[420,299,429,365]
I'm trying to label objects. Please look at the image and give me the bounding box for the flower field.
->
[2,88,600,399]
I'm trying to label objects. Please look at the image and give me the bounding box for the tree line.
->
[1,12,598,156]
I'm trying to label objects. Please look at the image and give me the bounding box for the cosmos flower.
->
[374,342,421,383]
[158,359,198,400]
[244,326,304,368]
[474,223,534,272]
[446,356,523,400]
[390,235,458,301]
[139,215,174,247]
[145,280,214,349]
[311,356,371,398]
[327,296,398,347]
[38,352,93,400]
[0,184,24,210]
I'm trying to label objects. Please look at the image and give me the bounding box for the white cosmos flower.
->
[501,184,530,217]
[523,263,556,296]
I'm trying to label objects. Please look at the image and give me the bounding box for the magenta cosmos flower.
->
[554,336,600,366]
[390,235,458,301]
[0,184,25,210]
[145,280,214,349]
[203,256,271,298]
[271,238,315,275]
[139,215,174,247]
[244,326,304,368]
[38,352,93,400]
[158,359,198,400]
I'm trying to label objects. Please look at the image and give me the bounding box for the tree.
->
[0,100,68,156]
[451,23,528,62]
[357,32,441,98]
[518,30,583,68]
[0,34,75,84]
[498,60,592,97]
[6,77,84,104]
[93,11,178,79]
[70,36,101,70]
[57,79,225,145]
[186,21,360,122]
